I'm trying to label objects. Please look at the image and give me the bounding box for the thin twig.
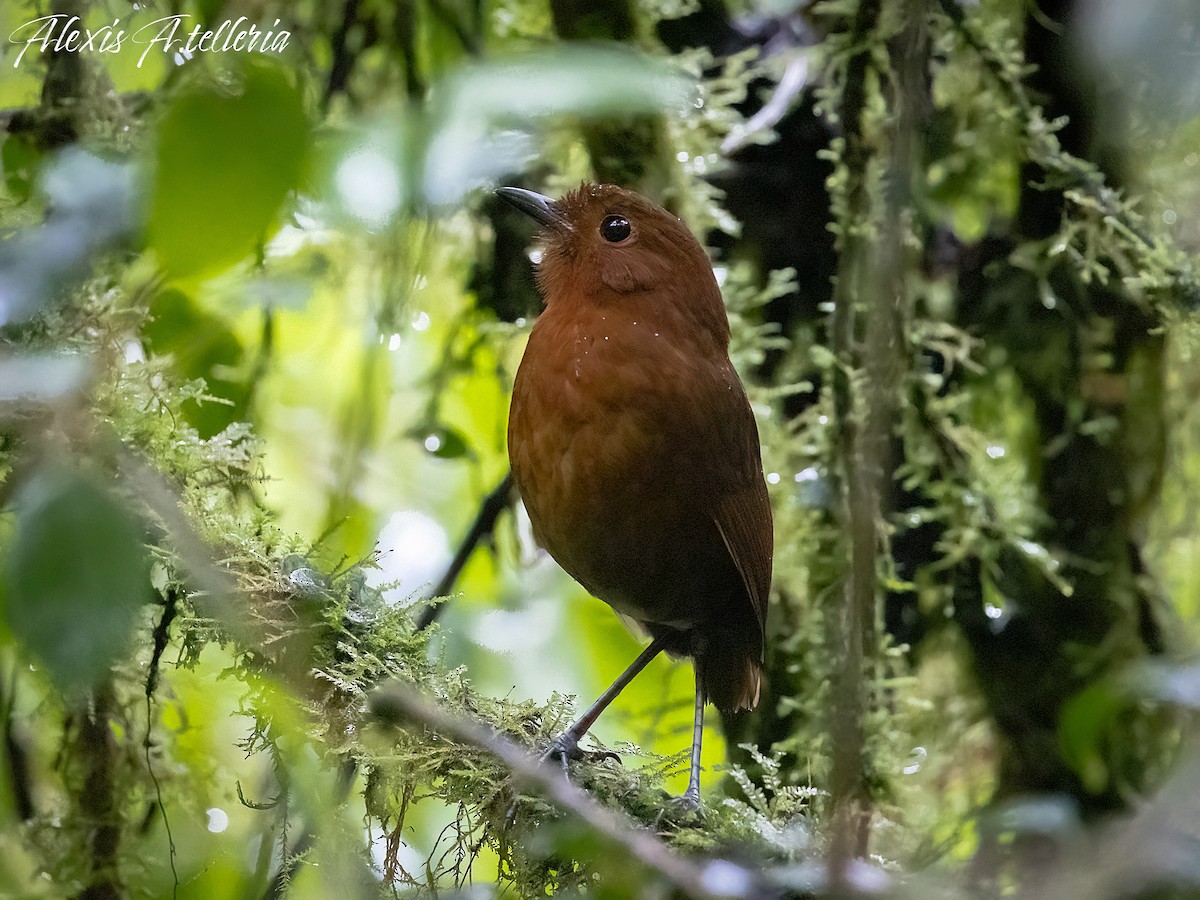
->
[416,472,514,630]
[144,588,180,899]
[323,0,363,112]
[261,760,358,900]
[370,683,768,900]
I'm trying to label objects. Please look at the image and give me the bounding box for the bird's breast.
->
[508,308,722,624]
[511,312,679,515]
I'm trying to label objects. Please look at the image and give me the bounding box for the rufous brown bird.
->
[498,182,773,804]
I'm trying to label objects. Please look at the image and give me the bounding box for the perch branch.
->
[370,682,768,900]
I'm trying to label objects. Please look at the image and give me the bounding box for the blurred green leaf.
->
[142,287,247,437]
[147,62,308,277]
[436,44,690,134]
[3,464,152,691]
[1,132,39,202]
[421,45,691,204]
[1059,680,1126,793]
[411,424,473,460]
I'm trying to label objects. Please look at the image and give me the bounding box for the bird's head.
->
[496,183,729,343]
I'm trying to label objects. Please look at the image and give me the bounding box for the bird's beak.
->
[495,187,566,229]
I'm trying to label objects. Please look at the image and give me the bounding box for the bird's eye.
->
[599,215,631,243]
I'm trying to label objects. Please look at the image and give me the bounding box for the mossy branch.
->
[826,0,884,873]
[369,682,772,900]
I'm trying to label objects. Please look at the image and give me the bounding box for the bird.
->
[497,182,773,805]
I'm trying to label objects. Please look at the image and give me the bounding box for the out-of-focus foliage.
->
[0,150,138,324]
[2,463,151,691]
[1,0,1200,897]
[147,63,309,278]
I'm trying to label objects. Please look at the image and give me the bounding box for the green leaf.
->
[1058,679,1126,794]
[147,62,309,277]
[3,464,152,691]
[410,425,474,460]
[421,45,691,204]
[1,132,39,202]
[142,287,247,437]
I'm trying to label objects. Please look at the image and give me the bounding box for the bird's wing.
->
[713,475,773,646]
[706,371,773,646]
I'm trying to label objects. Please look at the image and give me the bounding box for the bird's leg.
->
[543,637,665,771]
[681,663,705,808]
[654,665,706,827]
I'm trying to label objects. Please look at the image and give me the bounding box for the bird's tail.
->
[698,627,762,713]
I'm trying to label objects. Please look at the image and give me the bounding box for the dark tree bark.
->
[76,680,123,900]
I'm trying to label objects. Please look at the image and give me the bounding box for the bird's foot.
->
[656,789,704,828]
[541,733,622,775]
[541,732,584,773]
[679,785,701,810]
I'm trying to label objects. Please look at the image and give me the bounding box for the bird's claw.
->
[656,790,704,828]
[541,732,584,776]
[541,733,623,777]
